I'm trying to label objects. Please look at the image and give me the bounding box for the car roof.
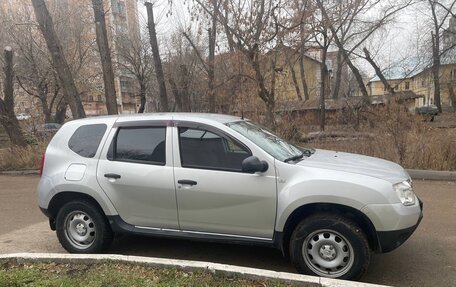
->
[68,113,245,125]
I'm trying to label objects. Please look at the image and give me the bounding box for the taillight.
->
[40,153,45,176]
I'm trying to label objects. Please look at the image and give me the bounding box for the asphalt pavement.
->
[0,175,455,286]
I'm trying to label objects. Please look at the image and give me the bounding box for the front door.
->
[97,124,178,229]
[173,124,277,239]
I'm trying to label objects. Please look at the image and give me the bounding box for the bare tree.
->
[309,1,332,131]
[91,0,118,114]
[316,0,415,101]
[7,13,62,123]
[193,0,284,126]
[363,47,395,95]
[116,30,153,113]
[165,29,207,112]
[0,47,27,147]
[145,2,169,112]
[31,0,85,119]
[428,0,456,112]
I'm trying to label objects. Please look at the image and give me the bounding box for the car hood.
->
[297,149,409,183]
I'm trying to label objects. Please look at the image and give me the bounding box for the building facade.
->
[367,17,456,110]
[1,0,141,119]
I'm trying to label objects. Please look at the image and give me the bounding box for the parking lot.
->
[0,175,454,286]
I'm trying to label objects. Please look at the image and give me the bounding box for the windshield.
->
[227,121,303,162]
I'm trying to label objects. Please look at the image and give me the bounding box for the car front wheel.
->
[56,200,113,253]
[290,213,370,280]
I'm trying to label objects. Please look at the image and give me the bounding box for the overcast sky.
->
[136,1,445,78]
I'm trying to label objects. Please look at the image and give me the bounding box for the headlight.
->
[394,180,416,206]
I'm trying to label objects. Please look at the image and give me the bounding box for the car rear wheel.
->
[56,200,113,253]
[290,213,370,280]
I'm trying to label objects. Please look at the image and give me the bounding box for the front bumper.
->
[377,198,423,253]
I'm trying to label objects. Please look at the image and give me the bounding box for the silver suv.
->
[37,113,423,280]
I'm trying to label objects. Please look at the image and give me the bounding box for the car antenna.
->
[241,110,244,120]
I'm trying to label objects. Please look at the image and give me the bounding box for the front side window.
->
[178,127,250,171]
[111,127,166,165]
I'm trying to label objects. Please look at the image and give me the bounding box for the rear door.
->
[97,121,178,229]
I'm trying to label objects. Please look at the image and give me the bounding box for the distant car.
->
[16,113,31,120]
[36,123,62,137]
[415,104,439,121]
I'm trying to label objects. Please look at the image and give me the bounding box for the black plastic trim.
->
[377,199,423,253]
[39,207,50,217]
[113,120,170,128]
[107,215,275,247]
[39,207,56,230]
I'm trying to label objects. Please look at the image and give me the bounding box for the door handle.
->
[177,179,197,186]
[104,173,121,179]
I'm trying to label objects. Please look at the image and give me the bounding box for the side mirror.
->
[242,156,268,173]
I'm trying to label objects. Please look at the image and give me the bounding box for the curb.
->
[0,253,390,287]
[406,169,456,181]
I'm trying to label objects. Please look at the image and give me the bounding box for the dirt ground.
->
[0,175,455,286]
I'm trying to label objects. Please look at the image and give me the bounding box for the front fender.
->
[275,164,397,232]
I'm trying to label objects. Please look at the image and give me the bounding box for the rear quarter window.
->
[68,124,107,158]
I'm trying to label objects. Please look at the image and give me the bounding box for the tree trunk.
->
[448,83,456,112]
[287,57,302,100]
[251,55,275,127]
[168,76,183,112]
[299,28,310,101]
[91,0,118,115]
[0,47,28,147]
[38,91,52,123]
[332,51,343,99]
[319,48,328,132]
[208,26,216,112]
[145,2,169,112]
[31,0,86,119]
[337,45,368,99]
[299,49,310,101]
[55,102,68,124]
[316,0,369,100]
[431,32,442,112]
[363,48,395,95]
[138,82,146,113]
[180,65,191,112]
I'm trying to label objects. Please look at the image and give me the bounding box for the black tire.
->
[289,213,370,280]
[56,200,113,253]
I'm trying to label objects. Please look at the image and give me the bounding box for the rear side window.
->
[68,124,107,158]
[113,127,166,165]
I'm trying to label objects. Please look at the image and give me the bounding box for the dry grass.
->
[0,143,46,171]
[298,106,456,171]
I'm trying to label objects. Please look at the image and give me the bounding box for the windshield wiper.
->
[284,153,304,163]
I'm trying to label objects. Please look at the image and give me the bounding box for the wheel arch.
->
[47,191,107,229]
[277,203,380,257]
